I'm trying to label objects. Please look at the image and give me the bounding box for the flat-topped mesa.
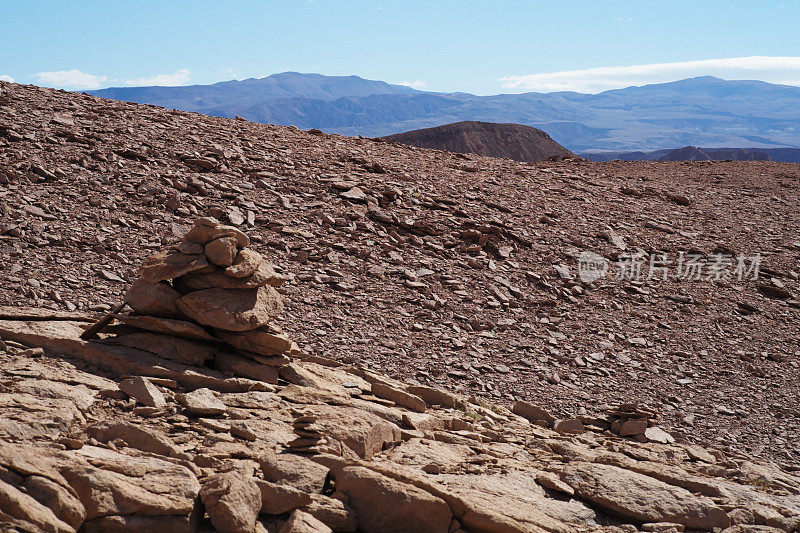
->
[116,217,298,379]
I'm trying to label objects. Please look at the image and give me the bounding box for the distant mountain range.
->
[383,121,572,162]
[89,72,800,152]
[584,146,800,163]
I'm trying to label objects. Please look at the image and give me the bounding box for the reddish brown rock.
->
[138,251,209,283]
[225,248,263,278]
[176,388,227,416]
[124,279,183,318]
[199,470,261,533]
[335,465,451,533]
[560,462,731,530]
[184,223,249,248]
[215,351,279,383]
[279,509,333,533]
[214,325,293,356]
[118,376,166,408]
[113,315,217,342]
[177,286,283,331]
[205,236,239,267]
[178,261,284,291]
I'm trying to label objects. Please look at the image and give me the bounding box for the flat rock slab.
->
[335,465,451,533]
[178,388,227,416]
[559,462,731,530]
[0,319,248,393]
[138,251,209,283]
[184,224,249,248]
[177,286,283,332]
[0,306,96,322]
[279,509,332,533]
[0,441,199,532]
[111,332,217,366]
[214,326,293,356]
[215,351,279,384]
[178,262,283,291]
[113,315,217,342]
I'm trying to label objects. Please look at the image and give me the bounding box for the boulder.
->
[644,427,676,444]
[177,286,283,331]
[21,475,86,531]
[300,495,357,532]
[620,418,648,436]
[554,418,585,434]
[302,405,401,460]
[259,453,330,493]
[138,251,209,283]
[124,279,183,318]
[199,470,261,533]
[82,515,192,533]
[0,478,75,533]
[560,462,730,530]
[405,385,459,409]
[61,446,200,521]
[256,479,312,515]
[335,465,451,533]
[512,400,555,426]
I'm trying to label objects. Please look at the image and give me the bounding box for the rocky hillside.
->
[0,220,798,532]
[383,121,573,162]
[1,78,799,475]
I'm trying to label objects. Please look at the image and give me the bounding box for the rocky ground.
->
[0,217,798,532]
[2,303,799,532]
[1,79,799,475]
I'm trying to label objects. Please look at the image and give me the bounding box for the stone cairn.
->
[107,217,299,381]
[606,402,674,444]
[286,410,329,455]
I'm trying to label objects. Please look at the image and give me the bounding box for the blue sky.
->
[1,0,799,94]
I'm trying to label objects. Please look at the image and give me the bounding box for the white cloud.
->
[35,69,108,90]
[500,56,800,93]
[399,80,427,90]
[123,69,191,87]
[0,75,14,83]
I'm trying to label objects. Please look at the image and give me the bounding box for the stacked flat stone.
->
[285,411,328,454]
[120,217,299,380]
[607,402,658,438]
